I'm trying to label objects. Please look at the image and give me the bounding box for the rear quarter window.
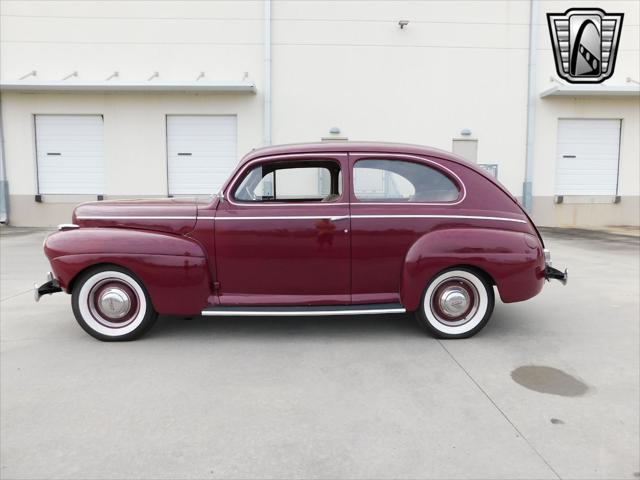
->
[353,159,460,202]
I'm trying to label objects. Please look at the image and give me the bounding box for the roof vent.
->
[321,126,348,142]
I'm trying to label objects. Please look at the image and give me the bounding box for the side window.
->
[353,159,459,203]
[233,161,342,203]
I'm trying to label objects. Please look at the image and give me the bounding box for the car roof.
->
[236,140,524,212]
[237,140,536,233]
[241,141,468,166]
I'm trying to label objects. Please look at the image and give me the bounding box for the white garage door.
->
[167,115,237,195]
[35,115,105,194]
[555,119,621,196]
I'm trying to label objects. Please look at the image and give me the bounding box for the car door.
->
[214,154,351,306]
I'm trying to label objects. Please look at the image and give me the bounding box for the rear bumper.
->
[543,249,568,285]
[545,265,568,285]
[34,272,63,302]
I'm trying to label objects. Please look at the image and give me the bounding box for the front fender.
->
[44,228,211,315]
[45,228,205,259]
[400,228,545,311]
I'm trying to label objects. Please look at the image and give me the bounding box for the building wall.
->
[269,0,530,200]
[1,92,261,225]
[0,0,264,83]
[0,0,638,227]
[531,96,640,227]
[529,0,640,227]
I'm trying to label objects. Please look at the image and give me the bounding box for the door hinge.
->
[213,281,221,291]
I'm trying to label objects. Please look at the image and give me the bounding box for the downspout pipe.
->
[0,98,9,224]
[523,0,539,213]
[263,0,272,146]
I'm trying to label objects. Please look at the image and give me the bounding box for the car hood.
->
[72,198,200,235]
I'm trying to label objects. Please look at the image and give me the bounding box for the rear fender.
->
[400,227,545,311]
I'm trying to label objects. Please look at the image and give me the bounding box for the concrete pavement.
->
[1,227,638,479]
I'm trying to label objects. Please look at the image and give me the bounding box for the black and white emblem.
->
[547,8,624,84]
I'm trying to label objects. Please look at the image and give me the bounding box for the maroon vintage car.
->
[36,142,567,341]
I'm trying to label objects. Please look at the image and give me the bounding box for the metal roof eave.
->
[540,83,640,98]
[0,80,257,93]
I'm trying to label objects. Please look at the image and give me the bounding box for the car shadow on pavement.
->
[149,312,425,340]
[147,307,522,341]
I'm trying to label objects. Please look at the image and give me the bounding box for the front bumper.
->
[543,249,568,285]
[34,272,62,302]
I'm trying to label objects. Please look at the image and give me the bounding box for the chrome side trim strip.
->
[76,214,526,224]
[201,307,406,317]
[76,216,196,220]
[215,214,526,223]
[350,214,527,224]
[226,202,349,207]
[215,215,342,221]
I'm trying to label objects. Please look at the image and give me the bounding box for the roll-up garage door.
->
[166,115,237,195]
[35,115,105,194]
[555,119,621,196]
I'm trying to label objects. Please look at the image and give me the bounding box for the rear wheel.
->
[71,266,157,341]
[415,268,494,339]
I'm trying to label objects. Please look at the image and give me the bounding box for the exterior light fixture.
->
[398,20,409,29]
[322,127,348,141]
[460,128,472,136]
[19,70,37,80]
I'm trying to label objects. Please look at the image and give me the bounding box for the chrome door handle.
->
[329,215,349,222]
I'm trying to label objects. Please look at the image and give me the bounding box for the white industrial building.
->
[0,0,638,227]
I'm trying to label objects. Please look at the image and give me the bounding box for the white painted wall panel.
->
[0,0,638,227]
[555,119,621,196]
[35,115,105,194]
[167,115,237,195]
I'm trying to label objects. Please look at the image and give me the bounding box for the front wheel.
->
[71,266,158,341]
[415,268,494,339]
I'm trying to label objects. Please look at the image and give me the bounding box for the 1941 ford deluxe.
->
[36,142,567,341]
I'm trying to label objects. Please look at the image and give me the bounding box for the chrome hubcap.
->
[439,287,470,317]
[87,277,140,329]
[430,277,480,326]
[98,287,131,319]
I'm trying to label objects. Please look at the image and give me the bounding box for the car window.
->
[233,161,342,202]
[353,159,459,202]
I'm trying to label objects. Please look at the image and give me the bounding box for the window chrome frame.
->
[349,153,466,206]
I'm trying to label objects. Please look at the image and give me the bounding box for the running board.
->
[201,303,406,317]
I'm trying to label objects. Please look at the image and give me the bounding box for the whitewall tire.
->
[416,268,494,339]
[72,266,158,341]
